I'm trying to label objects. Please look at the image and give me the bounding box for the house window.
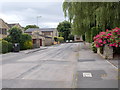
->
[2,28,7,35]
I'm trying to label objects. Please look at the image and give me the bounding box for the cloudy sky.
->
[0,0,65,28]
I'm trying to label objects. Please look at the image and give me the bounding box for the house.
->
[40,28,58,43]
[0,19,10,39]
[7,23,24,33]
[25,28,45,48]
[74,35,83,42]
[25,28,58,47]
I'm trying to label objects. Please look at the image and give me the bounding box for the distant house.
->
[7,23,24,33]
[40,28,58,43]
[25,28,58,47]
[74,35,83,42]
[25,28,45,48]
[0,19,10,39]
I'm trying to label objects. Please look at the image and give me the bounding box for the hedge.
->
[0,40,13,54]
[22,41,33,50]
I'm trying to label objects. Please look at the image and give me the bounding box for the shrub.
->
[8,42,13,52]
[94,27,120,48]
[0,40,8,54]
[23,41,33,50]
[20,33,32,50]
[3,36,12,42]
[57,37,64,43]
[91,27,102,42]
[54,36,64,43]
[54,36,58,42]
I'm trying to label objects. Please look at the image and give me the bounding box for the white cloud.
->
[0,1,65,28]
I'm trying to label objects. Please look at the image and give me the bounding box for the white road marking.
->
[83,73,92,77]
[106,60,118,70]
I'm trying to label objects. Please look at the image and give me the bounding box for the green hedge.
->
[0,40,13,54]
[57,37,64,43]
[21,41,33,50]
[54,36,64,43]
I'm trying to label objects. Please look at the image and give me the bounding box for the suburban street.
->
[1,43,118,88]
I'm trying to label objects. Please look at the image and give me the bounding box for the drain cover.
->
[83,73,92,77]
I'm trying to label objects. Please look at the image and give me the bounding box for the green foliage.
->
[8,26,22,43]
[24,25,39,30]
[57,37,64,43]
[54,36,64,43]
[90,26,102,42]
[85,29,92,43]
[23,41,33,50]
[57,21,71,41]
[0,40,12,54]
[54,36,58,42]
[3,36,12,42]
[8,42,13,52]
[68,34,74,40]
[20,33,32,50]
[1,40,8,53]
[63,2,120,37]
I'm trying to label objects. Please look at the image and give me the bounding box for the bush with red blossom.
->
[93,27,120,48]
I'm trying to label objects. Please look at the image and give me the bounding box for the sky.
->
[0,0,65,28]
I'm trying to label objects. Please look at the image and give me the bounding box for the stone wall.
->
[97,45,113,59]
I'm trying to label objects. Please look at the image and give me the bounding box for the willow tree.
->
[62,1,120,42]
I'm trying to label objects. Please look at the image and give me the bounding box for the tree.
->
[8,26,22,43]
[20,33,32,50]
[62,1,120,42]
[57,21,71,41]
[24,25,39,30]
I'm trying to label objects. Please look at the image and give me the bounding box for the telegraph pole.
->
[37,16,41,26]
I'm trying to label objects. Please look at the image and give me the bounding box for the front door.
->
[40,39,42,46]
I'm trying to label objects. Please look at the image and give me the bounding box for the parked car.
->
[70,40,73,42]
[66,40,69,42]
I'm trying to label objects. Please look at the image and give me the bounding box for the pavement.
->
[75,43,118,88]
[0,43,119,89]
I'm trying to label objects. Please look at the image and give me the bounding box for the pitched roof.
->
[7,23,22,28]
[40,28,56,32]
[0,18,10,29]
[25,28,40,33]
[25,28,57,33]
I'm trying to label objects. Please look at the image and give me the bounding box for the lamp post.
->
[37,16,41,26]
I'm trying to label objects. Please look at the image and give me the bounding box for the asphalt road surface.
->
[0,43,118,88]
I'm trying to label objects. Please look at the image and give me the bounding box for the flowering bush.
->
[94,27,120,48]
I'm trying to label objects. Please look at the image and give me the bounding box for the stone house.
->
[40,28,58,44]
[25,28,58,47]
[0,19,10,39]
[0,19,24,39]
[7,23,24,33]
[74,35,83,42]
